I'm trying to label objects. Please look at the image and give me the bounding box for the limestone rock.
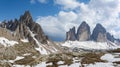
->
[76,21,91,41]
[91,23,107,42]
[66,27,76,41]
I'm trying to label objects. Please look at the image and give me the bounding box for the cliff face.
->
[66,21,90,41]
[66,27,76,41]
[76,21,91,41]
[91,23,107,42]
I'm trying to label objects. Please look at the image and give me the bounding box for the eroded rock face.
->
[76,21,91,41]
[91,23,107,42]
[66,27,76,41]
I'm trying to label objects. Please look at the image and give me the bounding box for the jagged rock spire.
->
[66,26,76,41]
[19,11,33,25]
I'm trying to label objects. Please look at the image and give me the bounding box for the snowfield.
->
[0,37,18,47]
[62,41,120,50]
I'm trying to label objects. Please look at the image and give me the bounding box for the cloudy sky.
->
[0,0,120,41]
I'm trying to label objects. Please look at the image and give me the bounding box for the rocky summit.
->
[91,23,107,42]
[76,21,91,41]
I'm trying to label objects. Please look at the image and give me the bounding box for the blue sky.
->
[0,0,89,21]
[0,0,120,41]
[0,0,60,20]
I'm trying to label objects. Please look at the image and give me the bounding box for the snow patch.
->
[21,39,29,42]
[85,62,114,67]
[13,65,30,67]
[15,56,24,61]
[57,61,64,65]
[28,28,48,55]
[0,37,18,47]
[35,62,46,67]
[69,63,81,67]
[6,56,24,63]
[101,53,120,62]
[23,53,31,56]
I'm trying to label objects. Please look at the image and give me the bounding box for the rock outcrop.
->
[76,21,91,41]
[66,27,76,41]
[91,23,107,42]
[66,21,90,41]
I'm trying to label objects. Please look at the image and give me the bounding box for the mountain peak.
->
[95,23,106,34]
[91,23,107,42]
[24,11,31,18]
[19,11,33,23]
[81,21,87,25]
[76,21,90,41]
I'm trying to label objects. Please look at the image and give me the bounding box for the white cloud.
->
[37,0,120,40]
[55,0,80,10]
[36,11,78,40]
[58,11,78,22]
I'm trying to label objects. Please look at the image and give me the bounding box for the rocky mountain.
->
[66,21,120,44]
[0,11,62,56]
[76,21,91,41]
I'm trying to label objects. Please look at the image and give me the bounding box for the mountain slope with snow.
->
[0,37,18,47]
[61,41,120,50]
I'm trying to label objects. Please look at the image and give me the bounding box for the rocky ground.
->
[0,47,120,67]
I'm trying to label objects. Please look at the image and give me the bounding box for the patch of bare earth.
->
[81,52,105,66]
[109,48,120,53]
